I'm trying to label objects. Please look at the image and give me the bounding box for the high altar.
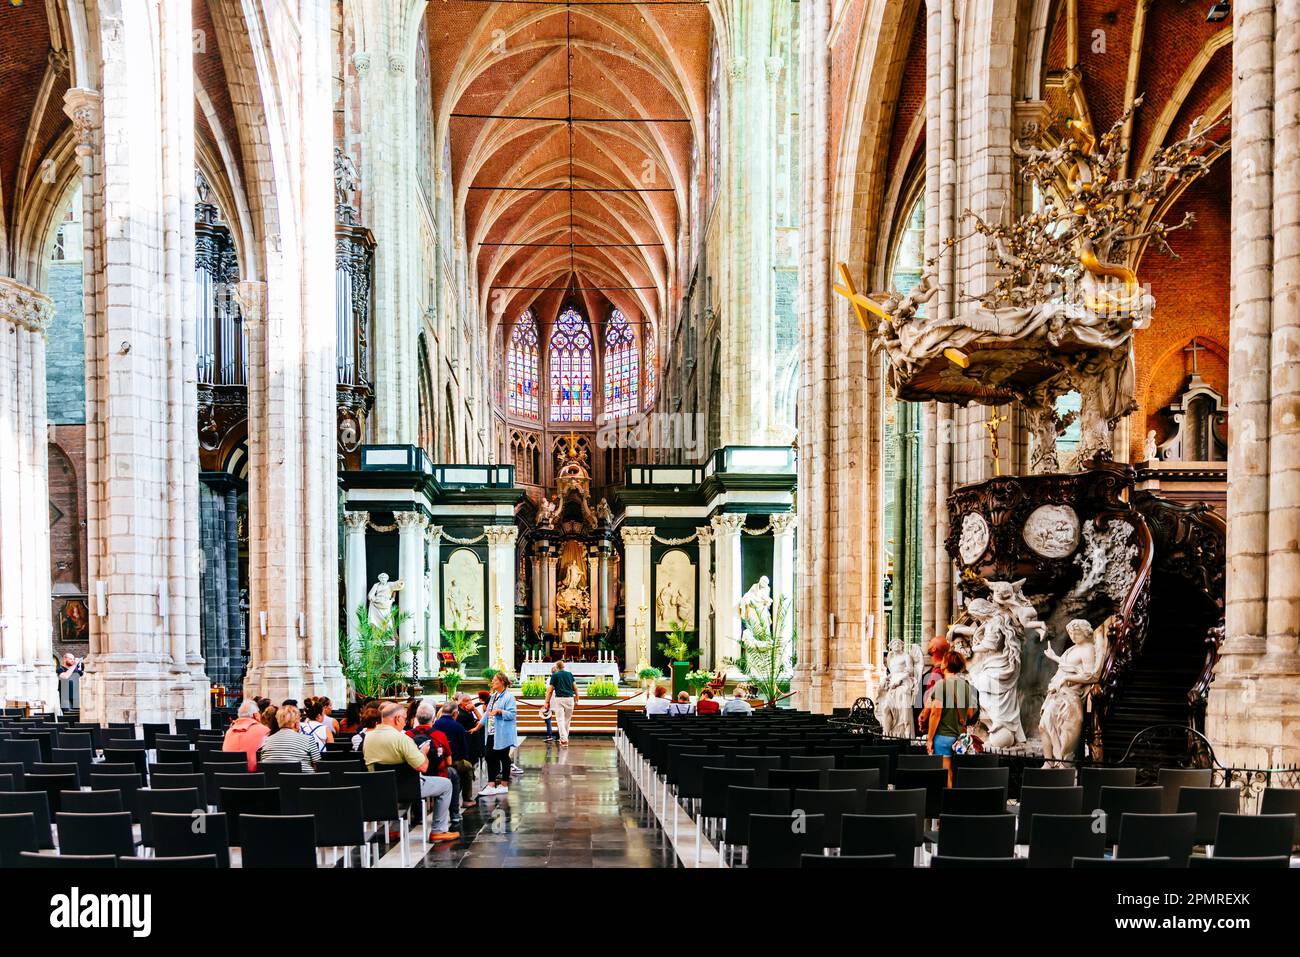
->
[338,442,797,682]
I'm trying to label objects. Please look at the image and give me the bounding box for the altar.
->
[519,661,621,684]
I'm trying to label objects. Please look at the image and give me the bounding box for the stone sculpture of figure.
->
[987,579,1046,639]
[537,495,560,529]
[1039,618,1108,765]
[656,581,688,626]
[1143,429,1159,463]
[367,572,404,628]
[954,597,1026,749]
[880,639,922,739]
[596,497,613,526]
[737,575,773,630]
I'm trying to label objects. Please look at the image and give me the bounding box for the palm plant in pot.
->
[657,620,700,698]
[727,596,795,708]
[440,612,482,676]
[340,604,415,700]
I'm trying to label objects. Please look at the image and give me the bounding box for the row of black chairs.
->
[0,770,417,867]
[618,711,1300,868]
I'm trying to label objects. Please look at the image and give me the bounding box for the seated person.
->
[364,700,459,842]
[721,685,754,715]
[257,704,321,771]
[645,684,671,715]
[668,691,695,716]
[695,689,721,715]
[350,701,381,751]
[406,700,462,830]
[223,698,270,770]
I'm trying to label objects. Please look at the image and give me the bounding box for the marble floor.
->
[413,737,675,868]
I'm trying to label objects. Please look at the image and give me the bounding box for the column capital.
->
[620,525,656,546]
[711,513,746,534]
[352,51,372,75]
[233,280,267,322]
[770,513,797,535]
[0,278,53,334]
[342,510,369,532]
[62,88,102,158]
[484,524,519,546]
[394,511,428,531]
[426,524,444,543]
[695,526,714,545]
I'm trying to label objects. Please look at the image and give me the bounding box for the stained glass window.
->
[643,322,657,410]
[603,309,639,419]
[549,307,594,421]
[507,310,540,419]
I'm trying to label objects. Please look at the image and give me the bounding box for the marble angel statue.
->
[1039,618,1108,765]
[880,639,924,739]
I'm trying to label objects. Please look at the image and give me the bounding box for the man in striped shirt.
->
[257,704,321,771]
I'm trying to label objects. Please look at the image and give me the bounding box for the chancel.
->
[0,0,1296,885]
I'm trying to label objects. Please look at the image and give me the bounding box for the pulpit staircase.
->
[1091,491,1226,764]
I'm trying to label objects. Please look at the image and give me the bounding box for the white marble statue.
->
[738,575,773,630]
[1143,429,1159,463]
[1039,618,1108,765]
[367,572,404,628]
[953,596,1026,749]
[880,639,923,739]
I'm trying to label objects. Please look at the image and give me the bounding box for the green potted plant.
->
[519,676,548,698]
[637,665,663,692]
[440,613,482,675]
[439,667,464,698]
[585,677,620,698]
[684,669,712,696]
[339,604,414,700]
[480,666,501,683]
[657,620,700,698]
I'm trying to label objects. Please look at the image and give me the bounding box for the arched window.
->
[507,310,540,419]
[549,307,593,422]
[603,309,639,419]
[643,322,658,410]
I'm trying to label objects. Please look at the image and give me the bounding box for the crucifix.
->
[983,409,1008,476]
[1183,338,1205,377]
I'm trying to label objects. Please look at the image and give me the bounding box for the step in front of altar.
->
[515,697,645,736]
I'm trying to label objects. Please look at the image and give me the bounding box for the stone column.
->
[342,511,369,645]
[620,526,655,675]
[542,551,559,636]
[695,526,714,670]
[395,512,427,666]
[770,512,796,630]
[1210,0,1300,766]
[711,514,746,675]
[0,279,57,709]
[426,525,442,675]
[241,0,342,706]
[484,525,518,672]
[65,2,209,723]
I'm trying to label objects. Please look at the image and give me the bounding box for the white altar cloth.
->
[518,661,621,683]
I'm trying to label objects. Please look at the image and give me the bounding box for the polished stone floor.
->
[414,737,674,868]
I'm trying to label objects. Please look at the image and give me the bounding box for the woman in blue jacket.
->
[473,671,518,795]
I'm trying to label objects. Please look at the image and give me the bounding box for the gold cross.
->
[983,410,1008,476]
[565,430,578,457]
[833,263,887,332]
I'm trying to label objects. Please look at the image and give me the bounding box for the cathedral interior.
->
[0,0,1298,884]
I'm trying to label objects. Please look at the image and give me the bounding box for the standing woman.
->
[473,672,517,796]
[919,651,979,786]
